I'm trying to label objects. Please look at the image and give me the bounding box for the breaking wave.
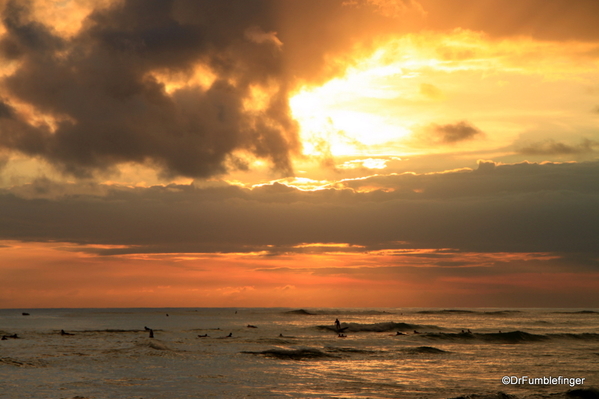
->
[325,346,379,354]
[423,331,599,343]
[417,310,522,316]
[285,309,394,316]
[554,310,599,315]
[548,333,599,341]
[424,331,548,343]
[317,321,442,333]
[284,309,316,315]
[401,346,448,354]
[417,309,476,315]
[242,347,337,360]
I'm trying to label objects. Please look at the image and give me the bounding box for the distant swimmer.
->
[216,332,233,339]
[396,331,406,335]
[198,334,209,338]
[279,333,295,338]
[166,314,169,317]
[338,333,347,338]
[60,330,74,336]
[247,324,257,328]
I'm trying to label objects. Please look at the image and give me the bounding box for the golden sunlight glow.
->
[7,99,74,133]
[292,243,365,248]
[289,30,599,160]
[252,176,333,191]
[31,0,118,38]
[150,64,218,95]
[337,158,400,169]
[243,81,280,113]
[289,63,413,157]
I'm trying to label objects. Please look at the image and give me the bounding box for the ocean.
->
[0,308,598,399]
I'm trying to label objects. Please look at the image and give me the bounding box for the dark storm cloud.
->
[518,139,598,155]
[0,0,301,178]
[0,99,15,118]
[1,161,599,256]
[425,121,483,144]
[0,0,408,179]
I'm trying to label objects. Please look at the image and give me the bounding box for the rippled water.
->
[1,308,598,398]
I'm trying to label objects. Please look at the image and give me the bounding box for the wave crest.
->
[317,321,441,332]
[242,347,337,360]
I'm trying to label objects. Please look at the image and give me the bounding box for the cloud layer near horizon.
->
[2,161,598,257]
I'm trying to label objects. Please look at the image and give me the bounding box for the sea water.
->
[0,308,598,398]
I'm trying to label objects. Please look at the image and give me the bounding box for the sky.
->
[1,0,599,308]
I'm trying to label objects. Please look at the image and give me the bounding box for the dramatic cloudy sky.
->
[1,0,598,308]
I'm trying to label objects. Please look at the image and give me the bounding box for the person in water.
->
[60,330,74,336]
[335,319,341,330]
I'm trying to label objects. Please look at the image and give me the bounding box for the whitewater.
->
[0,308,598,398]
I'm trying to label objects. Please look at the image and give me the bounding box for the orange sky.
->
[1,0,599,308]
